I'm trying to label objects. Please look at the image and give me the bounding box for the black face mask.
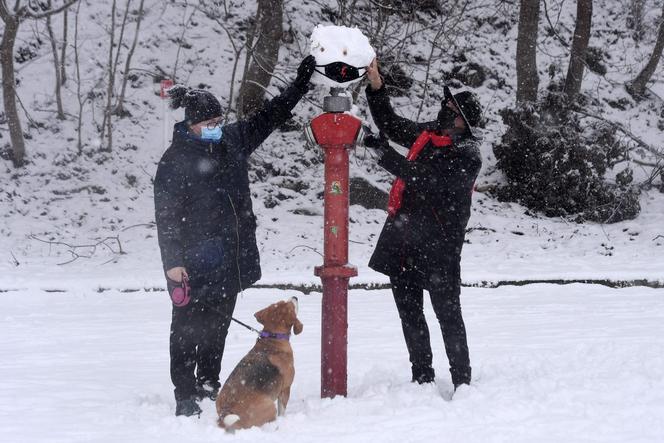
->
[315,62,367,84]
[437,106,459,129]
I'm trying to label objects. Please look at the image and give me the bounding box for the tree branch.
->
[573,107,663,158]
[21,0,77,20]
[29,224,153,265]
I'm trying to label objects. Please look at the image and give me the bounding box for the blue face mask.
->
[201,125,223,142]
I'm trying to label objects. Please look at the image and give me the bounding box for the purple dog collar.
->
[259,331,290,341]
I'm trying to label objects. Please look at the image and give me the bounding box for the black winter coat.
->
[154,85,305,294]
[366,85,482,290]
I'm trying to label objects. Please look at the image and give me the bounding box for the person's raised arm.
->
[365,58,421,148]
[233,56,316,156]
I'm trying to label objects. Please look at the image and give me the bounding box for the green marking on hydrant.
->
[331,181,342,195]
[331,226,339,237]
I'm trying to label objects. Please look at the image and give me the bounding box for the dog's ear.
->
[285,303,303,335]
[292,317,303,335]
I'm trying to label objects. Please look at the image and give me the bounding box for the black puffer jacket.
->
[154,85,305,294]
[366,84,482,290]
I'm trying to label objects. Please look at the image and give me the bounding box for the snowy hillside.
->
[1,0,663,290]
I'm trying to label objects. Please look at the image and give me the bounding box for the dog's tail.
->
[219,414,241,433]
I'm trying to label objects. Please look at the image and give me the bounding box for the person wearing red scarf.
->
[364,58,482,390]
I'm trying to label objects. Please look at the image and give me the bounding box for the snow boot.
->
[195,381,220,401]
[175,397,202,417]
[451,366,471,390]
[411,365,435,384]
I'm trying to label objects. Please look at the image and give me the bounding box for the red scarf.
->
[387,131,453,217]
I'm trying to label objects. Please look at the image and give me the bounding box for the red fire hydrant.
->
[306,88,362,398]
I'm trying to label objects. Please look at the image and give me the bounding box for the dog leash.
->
[200,299,263,336]
[167,258,263,337]
[230,316,260,335]
[177,293,285,339]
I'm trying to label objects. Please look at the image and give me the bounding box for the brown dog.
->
[216,297,303,431]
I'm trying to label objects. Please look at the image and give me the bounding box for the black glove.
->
[363,132,391,157]
[294,55,316,92]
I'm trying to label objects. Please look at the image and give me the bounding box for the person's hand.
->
[166,267,188,283]
[294,55,316,92]
[363,132,391,158]
[366,58,383,91]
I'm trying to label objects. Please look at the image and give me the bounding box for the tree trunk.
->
[46,2,66,120]
[1,15,25,167]
[627,0,646,42]
[114,0,145,117]
[61,9,68,85]
[237,0,283,117]
[628,4,664,97]
[516,0,540,104]
[103,0,118,152]
[563,0,593,99]
[74,0,84,154]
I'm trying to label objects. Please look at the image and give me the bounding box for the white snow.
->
[309,25,376,88]
[1,285,663,442]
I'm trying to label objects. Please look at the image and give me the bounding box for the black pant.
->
[390,274,471,386]
[169,284,237,401]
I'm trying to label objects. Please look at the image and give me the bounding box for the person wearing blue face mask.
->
[200,121,223,142]
[154,55,316,417]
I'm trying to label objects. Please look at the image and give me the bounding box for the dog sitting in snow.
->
[216,297,303,431]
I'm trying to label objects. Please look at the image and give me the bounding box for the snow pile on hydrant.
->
[309,25,376,88]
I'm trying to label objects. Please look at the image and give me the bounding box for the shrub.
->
[492,90,640,223]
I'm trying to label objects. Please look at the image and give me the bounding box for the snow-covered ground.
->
[2,0,664,293]
[1,285,663,442]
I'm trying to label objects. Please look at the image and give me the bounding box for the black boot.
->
[412,365,435,384]
[175,396,202,417]
[450,366,471,390]
[195,381,220,401]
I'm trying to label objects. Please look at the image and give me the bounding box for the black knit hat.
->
[443,86,482,136]
[167,85,222,125]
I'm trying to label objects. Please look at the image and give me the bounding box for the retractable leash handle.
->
[170,275,191,307]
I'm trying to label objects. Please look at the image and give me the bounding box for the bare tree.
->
[627,0,646,42]
[0,0,76,167]
[73,0,87,155]
[101,0,118,152]
[46,0,65,120]
[114,0,146,117]
[627,3,664,98]
[237,0,283,117]
[171,1,197,83]
[198,1,246,120]
[1,2,23,167]
[60,8,67,84]
[563,0,592,99]
[516,0,540,104]
[100,0,136,151]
